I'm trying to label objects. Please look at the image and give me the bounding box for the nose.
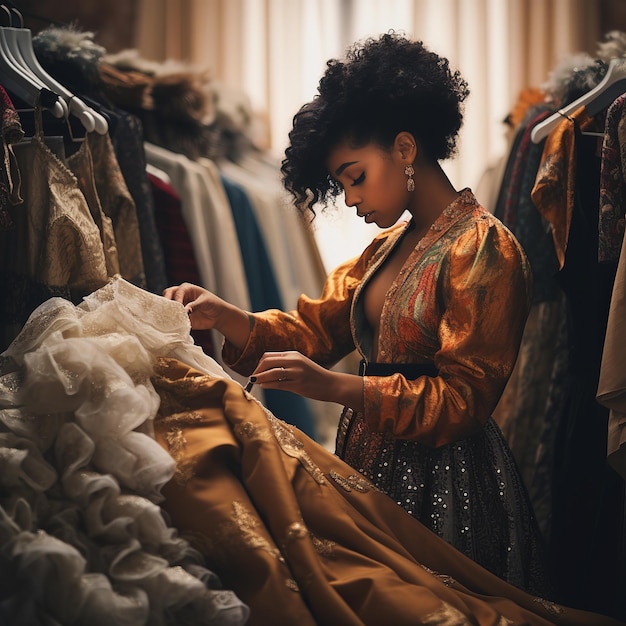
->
[344,189,360,208]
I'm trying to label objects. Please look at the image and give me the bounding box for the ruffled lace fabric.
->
[0,277,246,626]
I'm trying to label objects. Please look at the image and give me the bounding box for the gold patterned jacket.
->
[223,189,533,448]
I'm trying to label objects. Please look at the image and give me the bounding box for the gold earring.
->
[405,164,415,192]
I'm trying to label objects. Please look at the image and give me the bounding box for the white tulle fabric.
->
[0,277,247,626]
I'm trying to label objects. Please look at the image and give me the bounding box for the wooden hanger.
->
[531,58,626,144]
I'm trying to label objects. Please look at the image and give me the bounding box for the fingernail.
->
[249,376,257,383]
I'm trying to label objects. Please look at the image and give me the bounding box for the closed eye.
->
[351,172,365,186]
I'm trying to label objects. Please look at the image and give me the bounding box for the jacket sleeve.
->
[222,234,390,376]
[363,221,533,447]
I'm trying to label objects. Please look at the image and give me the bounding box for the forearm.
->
[323,371,364,412]
[213,302,254,351]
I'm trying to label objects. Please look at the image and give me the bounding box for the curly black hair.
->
[280,32,470,217]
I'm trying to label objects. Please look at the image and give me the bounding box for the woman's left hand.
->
[251,351,363,411]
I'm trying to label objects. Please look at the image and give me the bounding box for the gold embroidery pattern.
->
[420,564,456,587]
[183,500,288,570]
[164,426,194,485]
[285,578,300,592]
[532,597,565,616]
[232,500,285,564]
[159,408,206,484]
[421,602,473,625]
[329,469,377,493]
[235,420,272,442]
[285,521,308,542]
[263,410,326,485]
[152,362,218,404]
[309,533,335,558]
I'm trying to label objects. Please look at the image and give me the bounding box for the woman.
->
[164,32,548,595]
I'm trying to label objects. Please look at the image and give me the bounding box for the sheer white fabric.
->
[0,277,247,626]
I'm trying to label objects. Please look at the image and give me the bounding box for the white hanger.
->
[531,58,626,144]
[0,6,65,118]
[8,7,108,135]
[1,24,68,117]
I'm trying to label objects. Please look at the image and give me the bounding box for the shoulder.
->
[444,192,532,295]
[452,193,528,266]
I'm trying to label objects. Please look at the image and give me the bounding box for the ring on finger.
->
[278,366,286,382]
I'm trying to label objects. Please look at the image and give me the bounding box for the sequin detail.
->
[339,411,551,595]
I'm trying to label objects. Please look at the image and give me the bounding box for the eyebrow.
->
[334,161,358,176]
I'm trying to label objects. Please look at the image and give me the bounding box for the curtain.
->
[133,0,602,271]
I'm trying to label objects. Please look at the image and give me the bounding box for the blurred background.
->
[13,0,626,269]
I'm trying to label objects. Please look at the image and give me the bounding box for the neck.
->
[407,161,459,231]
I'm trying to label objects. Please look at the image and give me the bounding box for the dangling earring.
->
[405,164,415,192]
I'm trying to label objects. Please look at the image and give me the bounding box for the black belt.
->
[358,359,439,380]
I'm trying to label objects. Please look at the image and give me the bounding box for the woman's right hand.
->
[163,282,228,330]
[163,283,252,349]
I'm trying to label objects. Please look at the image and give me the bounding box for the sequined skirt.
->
[335,409,552,597]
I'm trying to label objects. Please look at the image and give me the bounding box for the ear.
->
[394,131,417,162]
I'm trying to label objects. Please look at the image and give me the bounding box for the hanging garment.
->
[218,170,318,439]
[598,224,626,478]
[219,155,327,311]
[85,130,146,287]
[9,118,110,296]
[492,106,568,537]
[144,142,250,313]
[531,107,624,617]
[598,93,626,263]
[1,276,621,626]
[0,100,111,351]
[0,85,23,230]
[148,171,216,359]
[104,106,168,294]
[65,132,122,279]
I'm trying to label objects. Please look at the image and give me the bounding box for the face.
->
[326,139,410,229]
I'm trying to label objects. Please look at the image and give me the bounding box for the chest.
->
[363,230,423,331]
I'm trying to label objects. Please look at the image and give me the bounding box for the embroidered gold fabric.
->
[265,409,326,485]
[152,355,620,626]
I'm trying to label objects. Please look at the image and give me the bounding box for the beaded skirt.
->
[336,410,552,598]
